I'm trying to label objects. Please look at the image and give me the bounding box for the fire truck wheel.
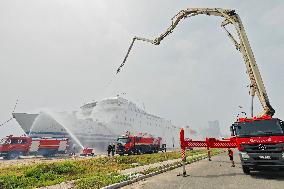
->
[242,165,250,174]
[8,151,20,160]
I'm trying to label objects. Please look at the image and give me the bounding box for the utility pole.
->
[185,125,190,139]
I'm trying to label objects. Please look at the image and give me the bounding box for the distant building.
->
[208,120,221,138]
[199,120,222,139]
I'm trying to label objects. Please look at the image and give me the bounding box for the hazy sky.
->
[0,0,283,138]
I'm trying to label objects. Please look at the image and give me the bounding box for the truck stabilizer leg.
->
[177,147,189,177]
[207,147,212,161]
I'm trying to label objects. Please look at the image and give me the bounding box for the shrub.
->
[0,175,34,189]
[75,173,129,189]
[24,161,85,178]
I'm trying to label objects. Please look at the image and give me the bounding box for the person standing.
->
[107,144,112,156]
[71,143,76,156]
[111,143,115,156]
[228,148,235,167]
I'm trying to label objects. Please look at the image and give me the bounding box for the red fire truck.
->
[231,116,284,173]
[118,7,284,174]
[116,133,166,155]
[0,135,69,159]
[80,147,95,156]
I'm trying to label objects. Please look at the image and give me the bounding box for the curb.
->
[102,151,224,189]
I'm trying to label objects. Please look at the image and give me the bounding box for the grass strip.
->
[0,149,223,189]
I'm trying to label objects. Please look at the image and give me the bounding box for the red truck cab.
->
[0,135,32,159]
[231,116,284,174]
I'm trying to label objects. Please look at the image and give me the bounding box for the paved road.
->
[122,152,284,189]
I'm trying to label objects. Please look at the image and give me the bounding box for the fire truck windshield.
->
[117,137,130,144]
[235,119,284,137]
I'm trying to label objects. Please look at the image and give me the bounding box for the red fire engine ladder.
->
[178,128,237,177]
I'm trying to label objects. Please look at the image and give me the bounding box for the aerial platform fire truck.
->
[231,117,284,173]
[116,132,166,155]
[117,8,284,174]
[0,135,69,159]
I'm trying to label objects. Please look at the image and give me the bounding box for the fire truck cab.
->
[231,116,284,174]
[0,135,32,159]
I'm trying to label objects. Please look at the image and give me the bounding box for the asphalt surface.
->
[122,151,284,189]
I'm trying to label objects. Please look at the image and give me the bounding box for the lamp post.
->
[185,125,190,139]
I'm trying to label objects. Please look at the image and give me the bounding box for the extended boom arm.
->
[117,8,275,117]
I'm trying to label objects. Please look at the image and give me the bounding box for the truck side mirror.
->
[6,139,11,144]
[230,124,236,136]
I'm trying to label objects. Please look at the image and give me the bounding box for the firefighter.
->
[71,144,76,156]
[162,144,166,152]
[111,143,115,156]
[228,148,235,167]
[107,144,112,156]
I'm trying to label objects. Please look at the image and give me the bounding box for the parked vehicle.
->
[80,147,95,156]
[0,135,69,159]
[116,133,166,155]
[231,116,284,174]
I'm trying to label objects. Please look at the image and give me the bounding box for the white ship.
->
[13,96,180,152]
